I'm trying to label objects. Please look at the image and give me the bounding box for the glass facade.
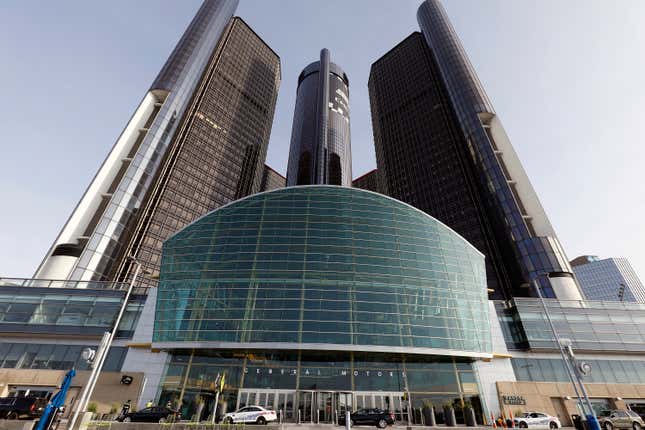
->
[286,50,352,187]
[497,298,645,352]
[109,17,281,289]
[157,350,484,425]
[363,0,578,299]
[155,186,490,355]
[153,186,490,423]
[68,0,239,284]
[572,257,645,303]
[0,343,127,372]
[512,358,645,385]
[369,32,517,300]
[0,282,143,338]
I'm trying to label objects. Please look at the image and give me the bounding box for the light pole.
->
[68,258,146,430]
[531,276,600,430]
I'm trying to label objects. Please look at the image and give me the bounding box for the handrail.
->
[0,277,150,295]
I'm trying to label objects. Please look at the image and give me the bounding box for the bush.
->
[87,402,98,413]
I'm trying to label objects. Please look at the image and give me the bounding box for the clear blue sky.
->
[1,1,644,285]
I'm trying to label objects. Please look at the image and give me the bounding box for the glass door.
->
[258,392,268,408]
[336,392,353,424]
[298,391,313,423]
[355,393,369,410]
[355,392,409,424]
[276,392,295,422]
[316,392,334,423]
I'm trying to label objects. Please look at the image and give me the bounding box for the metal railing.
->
[0,277,149,295]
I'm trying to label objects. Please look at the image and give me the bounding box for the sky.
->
[1,0,644,286]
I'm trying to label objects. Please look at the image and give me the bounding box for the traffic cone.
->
[491,413,497,428]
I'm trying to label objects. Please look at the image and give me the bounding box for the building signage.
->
[243,367,406,379]
[502,395,526,405]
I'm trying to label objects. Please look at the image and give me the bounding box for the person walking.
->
[120,400,131,417]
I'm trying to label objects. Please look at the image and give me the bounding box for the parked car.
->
[0,397,47,420]
[223,406,277,424]
[116,406,179,423]
[337,408,395,428]
[513,411,561,429]
[597,410,645,430]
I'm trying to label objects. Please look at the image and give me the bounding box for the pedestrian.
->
[120,400,131,417]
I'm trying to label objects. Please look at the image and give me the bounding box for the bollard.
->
[346,410,351,430]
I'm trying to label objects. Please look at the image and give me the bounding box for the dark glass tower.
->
[369,0,582,301]
[286,49,352,186]
[35,2,280,290]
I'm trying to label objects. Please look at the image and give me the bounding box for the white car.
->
[223,406,277,424]
[514,412,562,429]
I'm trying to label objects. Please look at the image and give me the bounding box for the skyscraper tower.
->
[369,0,582,301]
[34,1,281,289]
[286,49,351,186]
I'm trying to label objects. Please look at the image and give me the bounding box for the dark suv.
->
[117,406,179,423]
[597,410,644,430]
[0,397,47,420]
[338,409,395,428]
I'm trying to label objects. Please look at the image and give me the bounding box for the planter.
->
[465,407,477,427]
[423,407,437,427]
[443,407,456,427]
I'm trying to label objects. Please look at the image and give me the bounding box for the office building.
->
[369,0,582,301]
[571,255,645,303]
[6,0,645,425]
[286,49,352,187]
[153,186,491,423]
[260,164,286,191]
[34,1,281,290]
[0,277,147,415]
[488,297,645,423]
[352,169,383,194]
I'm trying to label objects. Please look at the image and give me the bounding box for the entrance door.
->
[337,392,353,423]
[298,391,313,423]
[237,389,295,422]
[316,392,334,423]
[276,392,295,422]
[354,392,408,424]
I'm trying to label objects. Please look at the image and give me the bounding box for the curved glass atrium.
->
[153,186,491,423]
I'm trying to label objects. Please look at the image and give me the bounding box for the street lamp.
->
[531,276,600,430]
[68,258,149,430]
